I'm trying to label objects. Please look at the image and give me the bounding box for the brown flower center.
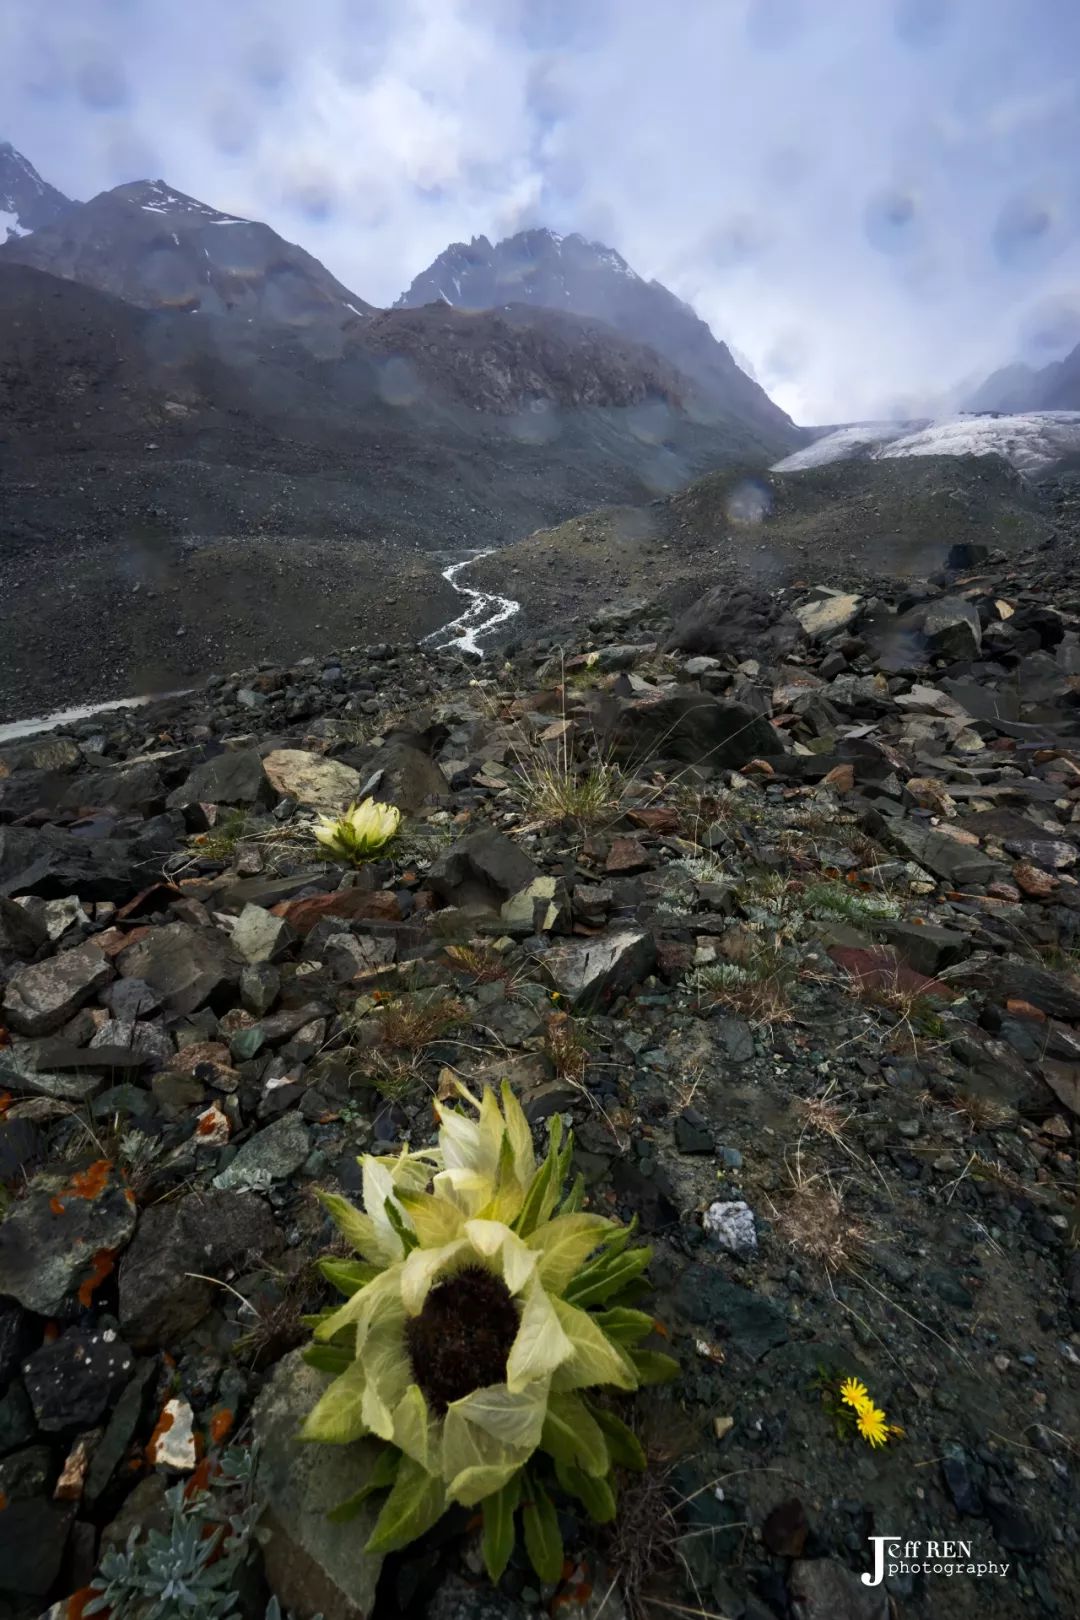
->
[405,1265,519,1413]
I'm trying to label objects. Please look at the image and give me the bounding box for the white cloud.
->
[3,0,1080,421]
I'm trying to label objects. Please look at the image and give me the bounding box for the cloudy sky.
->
[4,0,1080,423]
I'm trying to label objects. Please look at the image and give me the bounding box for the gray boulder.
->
[922,596,982,661]
[166,748,273,811]
[253,1350,384,1620]
[604,688,780,769]
[0,1165,137,1316]
[1,942,113,1036]
[118,1189,280,1349]
[429,829,538,912]
[538,925,656,1012]
[117,921,239,1014]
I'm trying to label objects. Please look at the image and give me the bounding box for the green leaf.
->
[329,1447,401,1522]
[563,1245,653,1310]
[300,1359,370,1444]
[540,1392,610,1477]
[591,1307,655,1346]
[383,1196,419,1255]
[627,1349,680,1385]
[558,1172,585,1215]
[589,1406,646,1471]
[318,1257,379,1297]
[554,1457,617,1523]
[481,1471,522,1584]
[301,1344,353,1376]
[317,1189,381,1261]
[521,1473,563,1583]
[550,1296,638,1392]
[513,1116,564,1238]
[365,1454,447,1555]
[529,1213,614,1295]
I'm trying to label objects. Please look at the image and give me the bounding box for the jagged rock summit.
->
[0,174,375,324]
[0,142,73,240]
[397,226,800,454]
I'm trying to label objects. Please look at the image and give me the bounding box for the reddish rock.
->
[1013,862,1059,898]
[828,945,955,1001]
[821,762,854,793]
[627,805,680,833]
[270,887,402,935]
[605,836,650,874]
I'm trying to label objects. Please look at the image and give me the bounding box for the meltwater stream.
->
[424,549,521,655]
[0,553,522,743]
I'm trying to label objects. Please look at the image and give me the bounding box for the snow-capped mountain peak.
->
[0,141,74,239]
[113,179,249,224]
[396,226,798,453]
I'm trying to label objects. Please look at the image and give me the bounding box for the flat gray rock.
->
[253,1350,383,1620]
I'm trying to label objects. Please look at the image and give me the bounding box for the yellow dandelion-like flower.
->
[839,1377,870,1413]
[857,1403,889,1448]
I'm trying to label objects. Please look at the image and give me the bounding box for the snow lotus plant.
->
[301,1082,678,1583]
[313,798,401,864]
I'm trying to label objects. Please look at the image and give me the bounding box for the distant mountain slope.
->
[0,262,752,548]
[968,344,1080,413]
[462,452,1056,641]
[396,227,800,453]
[773,412,1080,475]
[0,142,74,239]
[0,177,375,324]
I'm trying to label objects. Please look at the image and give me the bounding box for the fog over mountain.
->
[4,0,1080,423]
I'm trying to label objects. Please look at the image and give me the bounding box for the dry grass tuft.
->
[442,943,515,984]
[949,1091,1015,1133]
[377,994,466,1054]
[604,1424,685,1620]
[793,1085,855,1151]
[770,1153,867,1271]
[543,1010,590,1086]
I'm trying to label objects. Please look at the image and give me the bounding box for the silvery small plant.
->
[85,1447,306,1620]
[85,1483,256,1620]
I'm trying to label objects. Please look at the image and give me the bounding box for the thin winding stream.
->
[0,552,522,743]
[424,549,521,656]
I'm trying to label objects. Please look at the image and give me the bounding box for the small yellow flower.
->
[839,1377,870,1413]
[856,1403,890,1448]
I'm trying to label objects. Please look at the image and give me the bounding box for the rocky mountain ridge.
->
[397,227,800,454]
[968,342,1080,415]
[0,142,73,240]
[0,176,376,325]
[0,536,1078,1619]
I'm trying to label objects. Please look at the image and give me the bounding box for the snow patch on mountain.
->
[0,209,30,240]
[774,412,1080,475]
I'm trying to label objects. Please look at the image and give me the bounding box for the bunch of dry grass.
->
[769,1152,867,1271]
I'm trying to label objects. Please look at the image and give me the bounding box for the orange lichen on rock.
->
[77,1249,116,1308]
[66,1160,112,1200]
[208,1407,234,1445]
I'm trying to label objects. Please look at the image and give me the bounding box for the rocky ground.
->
[1,541,1079,1620]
